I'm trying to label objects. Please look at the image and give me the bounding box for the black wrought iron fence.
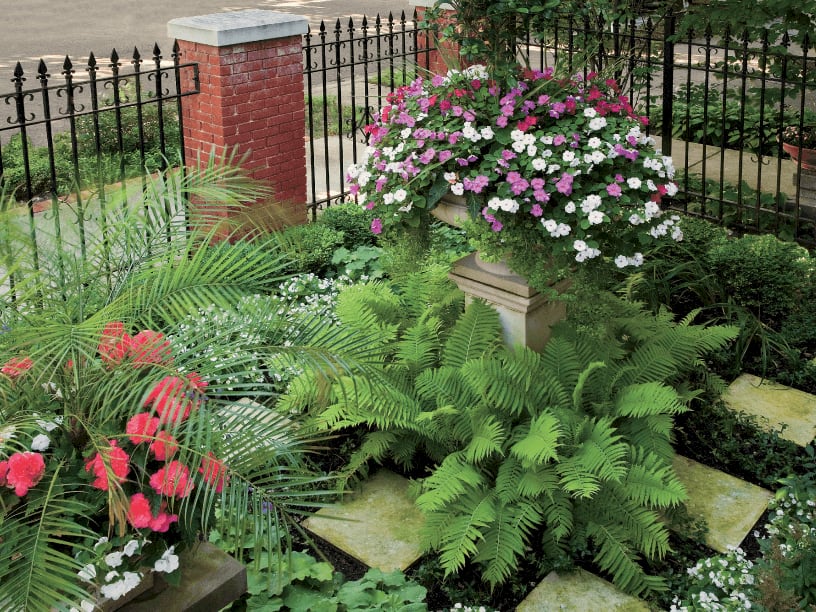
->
[0,44,198,303]
[519,12,816,247]
[303,11,435,218]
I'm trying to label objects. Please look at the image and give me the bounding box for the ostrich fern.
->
[287,286,736,596]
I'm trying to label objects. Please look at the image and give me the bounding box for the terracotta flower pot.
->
[782,142,816,171]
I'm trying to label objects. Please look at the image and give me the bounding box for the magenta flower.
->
[555,173,574,195]
[607,183,623,198]
[530,204,543,217]
[371,218,383,234]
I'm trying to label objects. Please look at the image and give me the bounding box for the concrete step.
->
[672,455,772,553]
[302,469,425,572]
[515,568,650,611]
[722,373,816,447]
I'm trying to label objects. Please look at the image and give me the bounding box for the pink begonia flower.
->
[371,218,383,235]
[150,460,193,499]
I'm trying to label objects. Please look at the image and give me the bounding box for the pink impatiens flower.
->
[1,356,33,380]
[126,412,160,445]
[199,452,229,493]
[371,218,383,235]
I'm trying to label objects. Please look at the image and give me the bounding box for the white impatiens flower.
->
[480,126,494,140]
[627,177,642,189]
[154,547,180,574]
[583,107,598,118]
[451,182,465,196]
[123,539,141,557]
[542,219,558,233]
[444,171,458,183]
[532,158,548,171]
[105,551,124,568]
[100,572,143,601]
[562,150,575,163]
[588,210,605,225]
[588,117,607,131]
[564,201,576,214]
[30,433,50,452]
[587,136,602,148]
[77,564,97,583]
[393,188,407,203]
[614,255,629,268]
[400,127,412,139]
[573,239,587,252]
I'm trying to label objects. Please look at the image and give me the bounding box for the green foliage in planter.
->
[241,550,427,611]
[331,246,386,281]
[285,286,737,596]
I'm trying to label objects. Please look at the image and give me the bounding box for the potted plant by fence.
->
[781,123,816,171]
[346,64,683,293]
[0,163,371,611]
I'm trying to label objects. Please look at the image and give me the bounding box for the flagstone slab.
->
[302,469,425,571]
[722,373,816,446]
[515,569,649,611]
[672,455,772,553]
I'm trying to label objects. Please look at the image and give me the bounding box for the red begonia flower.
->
[5,451,46,496]
[149,460,193,498]
[144,376,191,425]
[199,452,228,493]
[130,330,173,367]
[125,412,160,445]
[127,493,153,529]
[149,430,179,461]
[98,322,132,367]
[149,503,179,533]
[1,356,33,379]
[85,440,130,491]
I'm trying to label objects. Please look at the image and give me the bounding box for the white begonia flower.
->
[646,179,657,191]
[527,144,538,157]
[666,182,678,196]
[562,151,575,163]
[31,433,50,452]
[583,107,597,118]
[105,551,124,568]
[540,135,554,145]
[590,150,606,165]
[532,158,547,171]
[383,193,394,205]
[393,188,407,203]
[510,129,525,142]
[587,136,602,148]
[511,140,526,153]
[542,219,558,232]
[480,126,494,139]
[627,177,642,189]
[462,123,481,142]
[346,164,360,179]
[588,210,604,225]
[451,182,465,196]
[573,239,587,252]
[555,223,571,237]
[498,198,519,213]
[400,127,411,139]
[564,201,576,213]
[100,572,143,601]
[588,117,607,131]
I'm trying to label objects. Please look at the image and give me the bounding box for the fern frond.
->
[585,521,666,596]
[436,489,496,576]
[558,418,628,498]
[464,415,506,463]
[509,411,561,467]
[475,499,542,588]
[613,382,686,419]
[415,452,487,512]
[623,449,687,509]
[441,301,501,368]
[394,319,442,376]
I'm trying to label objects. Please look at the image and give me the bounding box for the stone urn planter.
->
[430,193,566,352]
[782,141,816,171]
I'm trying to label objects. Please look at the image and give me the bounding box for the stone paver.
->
[723,373,816,446]
[515,569,649,611]
[302,469,425,571]
[672,455,772,553]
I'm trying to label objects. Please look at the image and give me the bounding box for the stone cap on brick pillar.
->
[167,10,308,47]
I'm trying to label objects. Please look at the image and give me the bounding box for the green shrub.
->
[279,222,345,275]
[706,233,812,325]
[317,203,377,249]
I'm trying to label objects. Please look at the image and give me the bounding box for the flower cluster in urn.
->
[346,65,682,284]
[0,323,227,607]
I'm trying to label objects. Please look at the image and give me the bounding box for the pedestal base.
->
[449,252,567,352]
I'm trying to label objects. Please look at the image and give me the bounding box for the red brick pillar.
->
[411,0,462,75]
[168,10,308,227]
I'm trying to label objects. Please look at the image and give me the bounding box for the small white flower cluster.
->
[487,196,520,213]
[541,218,571,237]
[510,129,537,156]
[572,239,602,262]
[450,604,492,612]
[649,215,684,241]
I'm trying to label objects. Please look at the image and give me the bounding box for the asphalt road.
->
[0,0,414,76]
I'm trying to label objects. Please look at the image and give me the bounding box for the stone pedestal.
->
[449,252,567,352]
[792,170,816,220]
